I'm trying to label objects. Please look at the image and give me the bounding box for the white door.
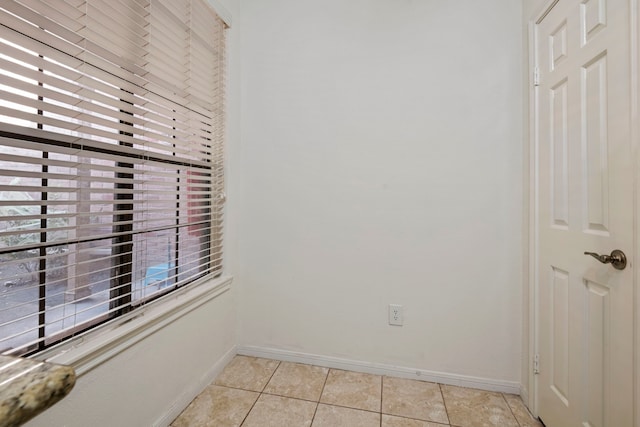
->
[535,0,634,426]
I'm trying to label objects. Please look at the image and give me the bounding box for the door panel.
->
[535,0,634,426]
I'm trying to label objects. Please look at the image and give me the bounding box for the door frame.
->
[525,0,640,423]
[633,2,640,426]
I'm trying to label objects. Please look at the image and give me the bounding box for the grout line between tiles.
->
[502,393,524,427]
[260,390,327,405]
[379,376,384,427]
[238,390,260,427]
[438,383,453,426]
[213,384,262,393]
[239,359,281,427]
[314,402,382,415]
[310,367,330,426]
[261,359,282,392]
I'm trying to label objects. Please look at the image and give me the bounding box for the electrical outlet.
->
[389,304,403,326]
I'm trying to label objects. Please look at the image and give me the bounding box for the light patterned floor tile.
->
[503,394,544,427]
[242,394,317,427]
[382,414,450,426]
[174,357,545,427]
[320,369,382,412]
[382,413,450,426]
[170,385,258,427]
[382,377,449,424]
[312,404,380,427]
[441,385,518,427]
[214,355,280,392]
[264,361,328,401]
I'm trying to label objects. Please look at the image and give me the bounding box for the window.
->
[0,0,226,356]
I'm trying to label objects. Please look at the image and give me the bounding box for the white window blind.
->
[0,0,226,356]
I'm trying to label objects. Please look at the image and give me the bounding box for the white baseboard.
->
[237,345,521,395]
[153,345,238,427]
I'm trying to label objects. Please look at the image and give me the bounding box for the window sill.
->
[33,275,233,376]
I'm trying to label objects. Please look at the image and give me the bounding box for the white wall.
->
[238,0,524,384]
[26,287,236,427]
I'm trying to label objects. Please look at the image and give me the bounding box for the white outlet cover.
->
[389,304,403,326]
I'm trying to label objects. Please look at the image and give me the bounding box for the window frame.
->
[0,0,228,357]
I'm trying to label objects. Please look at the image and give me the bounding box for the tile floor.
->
[171,355,543,427]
